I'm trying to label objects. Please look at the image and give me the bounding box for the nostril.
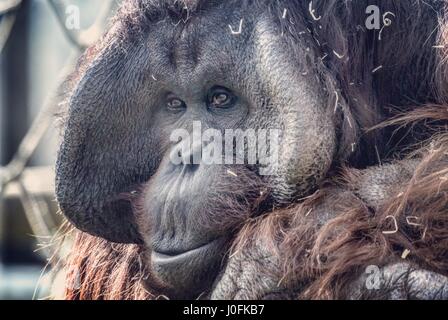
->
[170,140,203,166]
[180,141,202,165]
[184,163,200,172]
[180,151,200,172]
[185,150,195,165]
[179,150,195,166]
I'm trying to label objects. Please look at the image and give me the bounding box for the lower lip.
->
[152,238,224,265]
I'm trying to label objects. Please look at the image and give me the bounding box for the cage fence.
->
[0,0,119,299]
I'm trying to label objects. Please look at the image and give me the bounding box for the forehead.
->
[140,2,273,80]
[108,1,309,96]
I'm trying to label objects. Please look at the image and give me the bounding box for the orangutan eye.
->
[212,93,230,105]
[208,87,236,109]
[166,96,186,112]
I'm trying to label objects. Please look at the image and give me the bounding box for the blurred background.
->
[0,0,120,300]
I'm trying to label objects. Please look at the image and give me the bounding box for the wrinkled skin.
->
[56,0,448,300]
